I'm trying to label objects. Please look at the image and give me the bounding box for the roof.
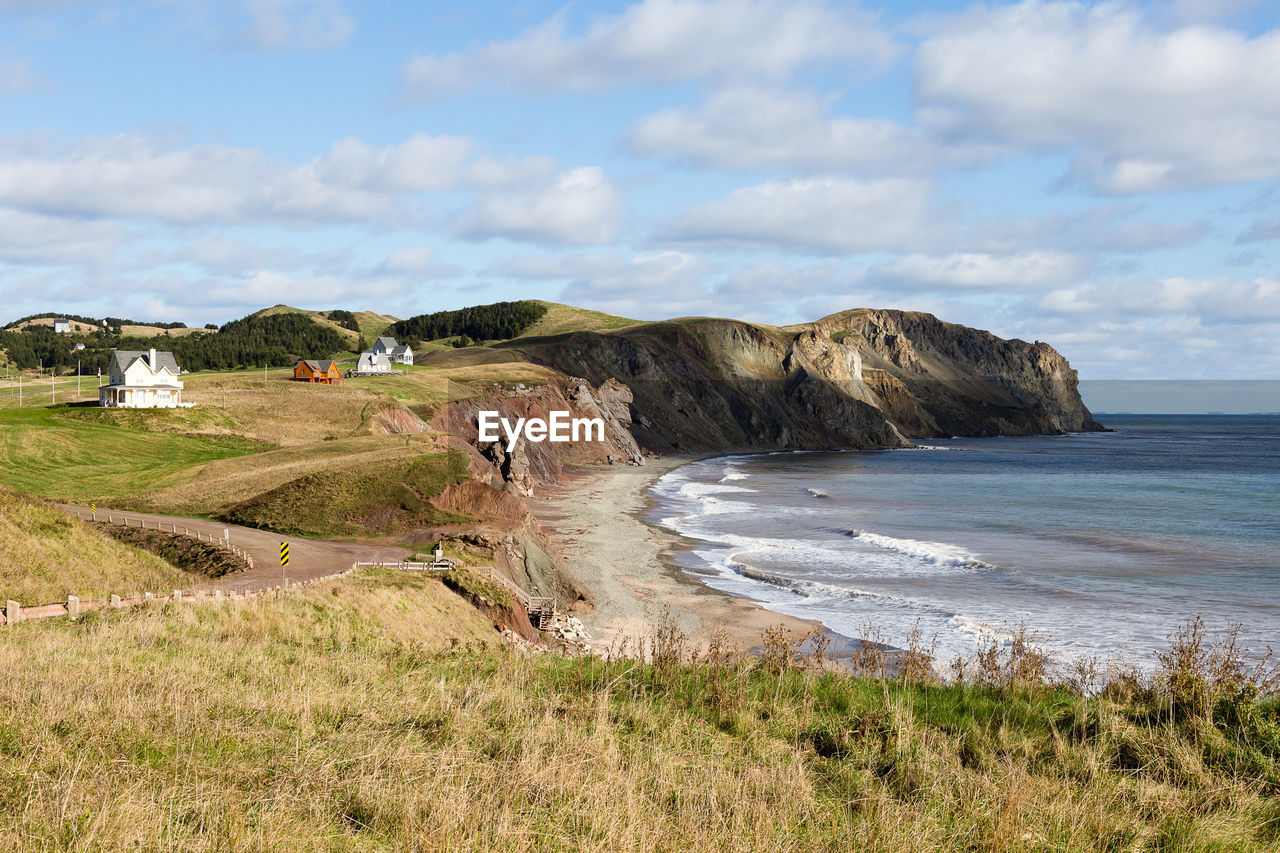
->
[374,336,398,348]
[299,359,338,372]
[55,317,70,323]
[109,350,180,375]
[390,344,411,355]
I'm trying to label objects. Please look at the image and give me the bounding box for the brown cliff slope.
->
[505,309,1097,449]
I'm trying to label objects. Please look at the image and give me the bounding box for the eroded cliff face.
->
[510,321,909,452]
[432,376,643,494]
[813,309,1101,437]
[507,310,1098,450]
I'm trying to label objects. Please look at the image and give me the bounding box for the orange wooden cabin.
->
[293,360,343,385]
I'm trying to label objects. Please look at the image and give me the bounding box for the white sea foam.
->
[806,487,830,498]
[849,530,987,569]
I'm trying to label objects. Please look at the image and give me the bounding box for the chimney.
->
[149,348,156,369]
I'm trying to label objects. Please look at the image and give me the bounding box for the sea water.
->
[649,416,1280,668]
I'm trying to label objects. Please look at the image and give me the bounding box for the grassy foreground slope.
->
[1,582,1277,850]
[0,408,256,502]
[0,487,194,603]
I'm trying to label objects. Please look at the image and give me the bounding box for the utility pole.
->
[51,370,55,405]
[77,359,81,397]
[18,373,21,407]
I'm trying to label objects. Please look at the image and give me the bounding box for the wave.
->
[846,529,989,570]
[899,444,971,452]
[806,488,830,498]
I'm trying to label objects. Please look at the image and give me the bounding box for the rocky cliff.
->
[504,310,1098,450]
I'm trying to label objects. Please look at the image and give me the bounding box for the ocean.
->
[649,415,1280,668]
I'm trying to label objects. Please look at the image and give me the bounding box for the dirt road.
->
[60,505,410,593]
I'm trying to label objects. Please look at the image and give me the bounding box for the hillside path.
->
[58,504,409,594]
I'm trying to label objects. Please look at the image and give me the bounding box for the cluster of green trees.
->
[387,300,546,344]
[326,310,360,332]
[0,313,347,374]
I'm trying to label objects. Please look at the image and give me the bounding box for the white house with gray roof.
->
[370,336,413,366]
[99,348,189,408]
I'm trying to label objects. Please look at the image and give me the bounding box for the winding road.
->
[59,505,410,594]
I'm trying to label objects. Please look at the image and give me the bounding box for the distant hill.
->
[253,306,399,344]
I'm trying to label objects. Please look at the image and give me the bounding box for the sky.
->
[1,0,1279,379]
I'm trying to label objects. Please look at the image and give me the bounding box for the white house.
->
[99,348,189,408]
[371,336,413,366]
[357,351,392,373]
[54,318,71,334]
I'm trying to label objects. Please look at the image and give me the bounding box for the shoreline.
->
[531,454,822,655]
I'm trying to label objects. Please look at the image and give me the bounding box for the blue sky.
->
[1,0,1279,379]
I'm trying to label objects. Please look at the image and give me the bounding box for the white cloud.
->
[402,0,895,99]
[659,177,935,254]
[628,87,996,174]
[0,207,124,263]
[458,167,624,246]
[1237,216,1280,244]
[0,59,46,95]
[914,0,1280,192]
[241,0,355,51]
[1038,275,1280,324]
[965,206,1207,254]
[869,251,1093,292]
[0,132,565,226]
[377,246,462,278]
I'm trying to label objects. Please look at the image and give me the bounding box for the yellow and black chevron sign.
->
[280,542,290,567]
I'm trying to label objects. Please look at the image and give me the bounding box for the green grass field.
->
[0,407,256,502]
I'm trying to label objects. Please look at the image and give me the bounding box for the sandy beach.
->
[531,455,819,655]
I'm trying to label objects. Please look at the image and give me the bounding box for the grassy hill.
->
[519,301,639,337]
[254,305,398,345]
[0,584,1275,849]
[0,486,200,603]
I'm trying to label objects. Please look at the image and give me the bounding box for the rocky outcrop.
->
[816,309,1101,437]
[507,310,1099,447]
[431,376,644,494]
[510,321,909,452]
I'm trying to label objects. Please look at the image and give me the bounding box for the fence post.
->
[67,595,79,619]
[110,594,122,608]
[5,600,18,624]
[173,590,181,603]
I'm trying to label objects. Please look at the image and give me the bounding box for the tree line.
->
[387,300,546,344]
[2,312,188,332]
[0,313,348,374]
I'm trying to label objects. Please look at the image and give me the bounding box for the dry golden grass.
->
[0,486,192,604]
[118,325,212,337]
[520,301,639,337]
[133,433,450,519]
[180,374,401,446]
[1,581,1276,851]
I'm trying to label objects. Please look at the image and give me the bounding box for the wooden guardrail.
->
[0,567,357,628]
[63,508,256,570]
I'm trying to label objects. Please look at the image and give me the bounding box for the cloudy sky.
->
[1,0,1279,378]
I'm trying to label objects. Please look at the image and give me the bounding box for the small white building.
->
[371,336,413,366]
[357,351,392,373]
[99,348,188,408]
[53,318,71,334]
